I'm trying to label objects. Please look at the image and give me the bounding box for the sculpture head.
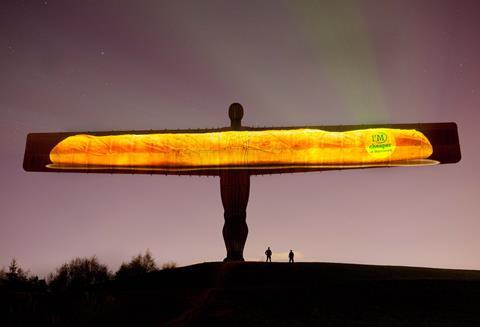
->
[228,103,244,129]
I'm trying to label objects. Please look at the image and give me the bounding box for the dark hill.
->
[4,262,480,326]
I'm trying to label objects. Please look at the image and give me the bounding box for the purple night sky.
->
[1,0,479,277]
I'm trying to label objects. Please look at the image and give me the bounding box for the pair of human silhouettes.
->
[265,247,294,263]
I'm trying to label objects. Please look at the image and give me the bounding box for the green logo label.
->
[365,130,396,159]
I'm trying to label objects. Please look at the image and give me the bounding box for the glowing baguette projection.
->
[49,128,433,168]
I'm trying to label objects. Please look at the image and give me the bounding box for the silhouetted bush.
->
[161,261,177,270]
[115,250,158,279]
[48,256,112,292]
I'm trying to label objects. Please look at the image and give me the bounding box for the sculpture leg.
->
[220,171,250,262]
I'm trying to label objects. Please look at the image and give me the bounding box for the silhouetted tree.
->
[115,250,158,279]
[48,256,112,292]
[1,258,45,291]
[0,267,6,287]
[6,258,28,282]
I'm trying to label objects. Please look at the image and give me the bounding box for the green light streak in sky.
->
[291,0,387,122]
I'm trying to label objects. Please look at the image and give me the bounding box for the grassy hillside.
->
[3,262,480,326]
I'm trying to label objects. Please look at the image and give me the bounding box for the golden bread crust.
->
[49,128,433,167]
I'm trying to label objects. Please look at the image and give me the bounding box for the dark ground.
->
[3,262,480,326]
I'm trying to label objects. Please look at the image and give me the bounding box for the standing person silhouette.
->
[289,250,294,263]
[265,247,272,262]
